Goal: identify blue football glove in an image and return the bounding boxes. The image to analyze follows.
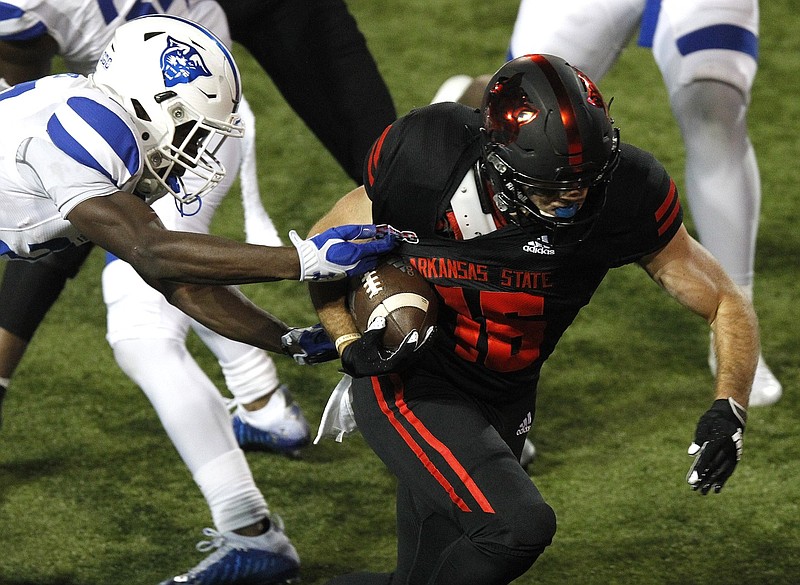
[340,316,435,378]
[687,398,746,495]
[289,224,397,281]
[281,323,338,365]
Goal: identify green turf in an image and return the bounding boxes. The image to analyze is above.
[1,1,798,583]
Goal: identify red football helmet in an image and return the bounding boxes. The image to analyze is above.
[480,54,620,236]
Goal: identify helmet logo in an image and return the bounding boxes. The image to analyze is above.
[161,36,212,88]
[484,73,539,145]
[574,68,608,113]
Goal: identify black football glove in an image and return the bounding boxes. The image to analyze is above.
[340,316,435,378]
[281,323,338,365]
[686,397,747,495]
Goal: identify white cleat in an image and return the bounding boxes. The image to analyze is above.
[709,346,782,407]
[430,74,473,104]
[748,355,783,407]
[520,438,536,470]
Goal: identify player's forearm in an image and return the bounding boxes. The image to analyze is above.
[306,188,371,352]
[309,280,358,355]
[131,230,302,284]
[165,283,290,353]
[710,290,760,407]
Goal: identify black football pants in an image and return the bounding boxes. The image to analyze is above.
[341,371,556,585]
[0,244,93,342]
[217,0,397,184]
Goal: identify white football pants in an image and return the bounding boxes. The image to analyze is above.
[102,96,281,532]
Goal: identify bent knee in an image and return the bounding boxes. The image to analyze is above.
[478,500,557,558]
[514,500,557,552]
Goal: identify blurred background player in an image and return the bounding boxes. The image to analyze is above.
[432,0,780,408]
[216,0,397,185]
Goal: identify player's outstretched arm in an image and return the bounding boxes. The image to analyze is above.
[640,225,759,406]
[66,191,395,285]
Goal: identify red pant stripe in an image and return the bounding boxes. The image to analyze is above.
[371,376,472,512]
[392,379,495,514]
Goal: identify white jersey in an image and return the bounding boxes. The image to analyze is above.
[0,74,143,259]
[0,0,230,75]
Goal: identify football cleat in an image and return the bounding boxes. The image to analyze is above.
[747,355,783,407]
[232,385,311,457]
[520,438,537,471]
[430,74,473,104]
[159,521,300,585]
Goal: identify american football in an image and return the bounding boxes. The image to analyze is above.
[348,256,438,350]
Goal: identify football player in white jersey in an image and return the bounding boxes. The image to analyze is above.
[0,0,310,452]
[0,14,396,585]
[433,0,781,408]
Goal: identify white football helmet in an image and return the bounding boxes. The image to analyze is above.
[91,14,244,204]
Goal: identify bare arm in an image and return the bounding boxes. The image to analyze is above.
[66,191,303,350]
[308,186,373,354]
[0,36,58,85]
[638,225,759,407]
[159,282,290,352]
[67,191,302,284]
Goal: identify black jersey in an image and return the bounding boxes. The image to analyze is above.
[363,102,682,403]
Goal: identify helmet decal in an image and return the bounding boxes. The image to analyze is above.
[574,68,608,113]
[161,36,212,88]
[484,72,539,145]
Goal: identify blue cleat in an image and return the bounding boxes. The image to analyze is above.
[232,385,310,457]
[159,521,300,585]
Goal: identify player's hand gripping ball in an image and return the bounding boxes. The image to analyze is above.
[348,256,438,350]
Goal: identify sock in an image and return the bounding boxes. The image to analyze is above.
[194,449,269,533]
[191,321,281,405]
[237,387,288,427]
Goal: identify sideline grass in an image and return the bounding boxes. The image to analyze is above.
[0,1,797,584]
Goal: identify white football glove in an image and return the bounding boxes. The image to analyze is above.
[289,224,397,281]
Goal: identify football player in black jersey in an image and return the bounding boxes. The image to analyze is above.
[309,55,759,585]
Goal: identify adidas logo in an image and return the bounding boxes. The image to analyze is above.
[516,412,532,435]
[522,236,555,255]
